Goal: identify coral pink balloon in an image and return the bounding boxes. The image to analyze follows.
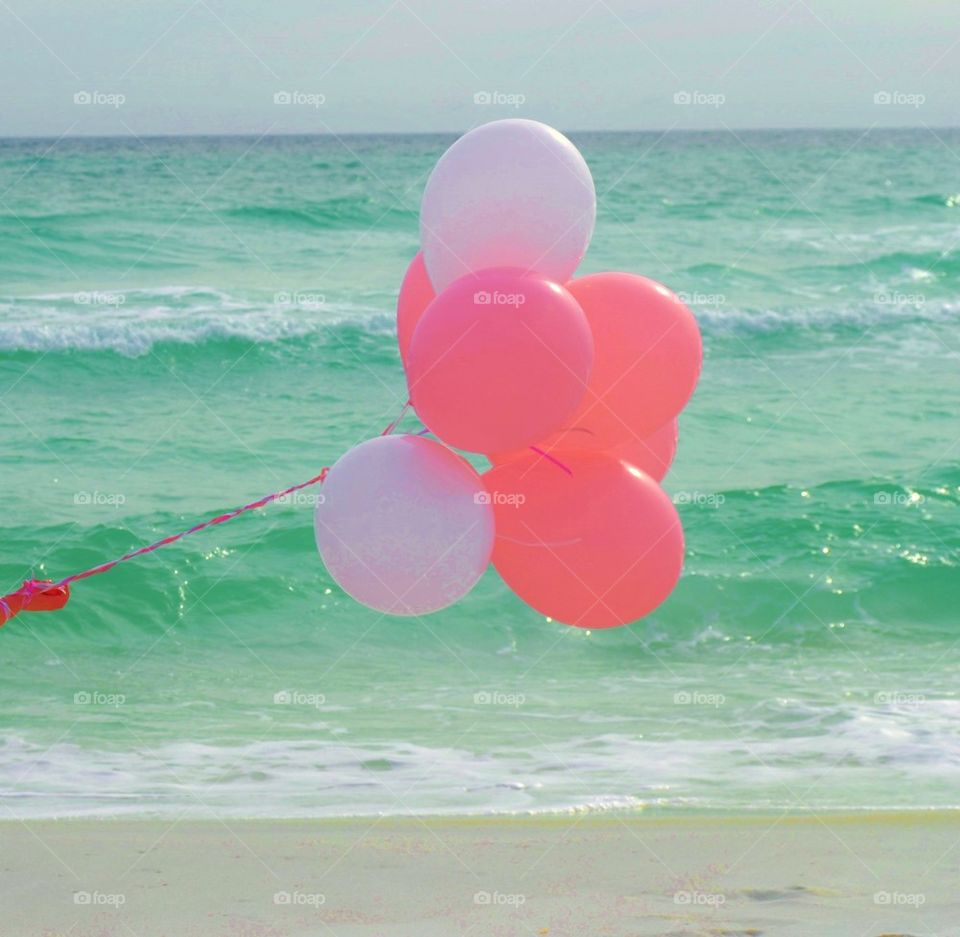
[484,451,684,628]
[611,419,678,482]
[406,269,593,454]
[533,273,701,450]
[396,252,435,368]
[315,435,494,615]
[489,419,678,482]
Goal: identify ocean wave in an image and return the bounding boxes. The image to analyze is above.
[2,286,959,355]
[665,472,960,637]
[793,247,960,280]
[2,470,955,649]
[4,700,960,818]
[225,200,417,230]
[0,287,397,356]
[691,296,960,336]
[912,192,960,209]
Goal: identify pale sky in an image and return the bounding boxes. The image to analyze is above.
[0,0,957,136]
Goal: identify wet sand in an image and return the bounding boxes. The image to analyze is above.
[3,812,958,936]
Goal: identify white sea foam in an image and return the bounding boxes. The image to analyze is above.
[2,285,957,355]
[4,696,960,819]
[0,287,395,355]
[0,286,960,356]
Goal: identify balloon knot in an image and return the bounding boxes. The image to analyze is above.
[0,579,71,627]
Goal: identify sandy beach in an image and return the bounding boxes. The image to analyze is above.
[4,812,957,936]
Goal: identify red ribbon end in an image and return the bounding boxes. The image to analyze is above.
[0,580,71,627]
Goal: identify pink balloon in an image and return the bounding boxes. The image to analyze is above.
[610,419,678,482]
[531,273,701,451]
[406,269,593,454]
[489,418,678,483]
[315,435,494,615]
[484,451,684,628]
[396,252,435,369]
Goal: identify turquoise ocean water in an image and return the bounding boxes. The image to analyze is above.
[1,130,958,818]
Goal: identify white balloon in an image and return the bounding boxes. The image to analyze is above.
[420,119,596,292]
[315,435,494,615]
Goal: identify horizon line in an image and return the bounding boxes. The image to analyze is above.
[1,125,958,142]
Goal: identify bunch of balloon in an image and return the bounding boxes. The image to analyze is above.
[317,119,702,628]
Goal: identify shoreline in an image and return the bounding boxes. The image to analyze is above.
[8,805,960,823]
[5,812,957,936]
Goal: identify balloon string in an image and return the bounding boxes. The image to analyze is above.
[530,446,573,475]
[59,406,413,590]
[57,468,332,589]
[1,407,413,627]
[381,400,411,436]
